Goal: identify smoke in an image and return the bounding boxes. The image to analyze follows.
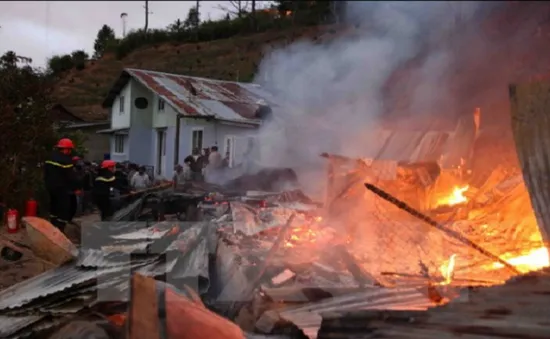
[250,1,544,198]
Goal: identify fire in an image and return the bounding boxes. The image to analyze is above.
[284,216,322,248]
[284,226,318,248]
[439,254,457,285]
[436,185,469,207]
[491,247,549,273]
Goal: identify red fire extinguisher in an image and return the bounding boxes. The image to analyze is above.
[25,198,37,217]
[6,209,19,234]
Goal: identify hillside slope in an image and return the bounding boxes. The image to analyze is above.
[53,26,338,121]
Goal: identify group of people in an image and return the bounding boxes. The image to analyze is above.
[174,146,224,185]
[44,138,155,231]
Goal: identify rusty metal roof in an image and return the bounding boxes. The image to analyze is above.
[103,68,277,125]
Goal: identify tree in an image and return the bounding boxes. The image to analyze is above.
[168,19,184,32]
[47,54,74,76]
[217,1,250,19]
[71,50,89,70]
[0,51,57,210]
[93,25,116,58]
[184,6,200,29]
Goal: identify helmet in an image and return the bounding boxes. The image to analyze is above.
[101,160,116,169]
[57,138,74,149]
[72,156,80,162]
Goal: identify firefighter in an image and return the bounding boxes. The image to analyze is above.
[92,160,118,221]
[44,138,76,232]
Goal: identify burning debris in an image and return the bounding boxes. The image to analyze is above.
[0,154,547,339]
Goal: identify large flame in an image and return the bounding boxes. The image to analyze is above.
[436,185,469,207]
[491,247,550,273]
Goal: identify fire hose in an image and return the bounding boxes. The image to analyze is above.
[364,183,522,275]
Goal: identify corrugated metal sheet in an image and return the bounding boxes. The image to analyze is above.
[377,132,427,161]
[78,248,136,267]
[273,287,434,339]
[125,68,274,124]
[7,316,65,339]
[0,315,44,338]
[0,264,124,311]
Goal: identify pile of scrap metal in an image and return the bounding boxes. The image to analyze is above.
[0,187,341,339]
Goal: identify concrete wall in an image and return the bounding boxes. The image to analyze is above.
[83,128,110,161]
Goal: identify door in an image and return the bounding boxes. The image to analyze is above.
[156,129,167,177]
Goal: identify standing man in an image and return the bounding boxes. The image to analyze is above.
[44,138,76,232]
[184,148,206,182]
[130,166,151,190]
[92,160,118,221]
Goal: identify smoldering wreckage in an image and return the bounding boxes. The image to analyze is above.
[2,108,550,339]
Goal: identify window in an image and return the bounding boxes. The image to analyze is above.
[114,135,125,154]
[191,129,203,151]
[158,98,165,112]
[119,96,125,114]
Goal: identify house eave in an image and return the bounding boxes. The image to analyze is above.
[97,127,129,135]
[178,114,260,128]
[62,121,111,129]
[102,70,132,108]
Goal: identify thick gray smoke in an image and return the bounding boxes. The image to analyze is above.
[250,1,543,198]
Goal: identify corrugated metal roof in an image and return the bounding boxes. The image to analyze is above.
[121,68,275,124]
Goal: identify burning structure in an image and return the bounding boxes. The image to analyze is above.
[2,2,550,339]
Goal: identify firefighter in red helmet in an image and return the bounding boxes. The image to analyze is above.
[44,138,77,232]
[92,160,118,220]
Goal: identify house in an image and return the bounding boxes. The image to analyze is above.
[50,104,110,161]
[100,68,276,178]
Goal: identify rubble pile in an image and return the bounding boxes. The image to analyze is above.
[1,136,550,338]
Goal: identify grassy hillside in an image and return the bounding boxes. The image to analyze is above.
[52,25,341,121]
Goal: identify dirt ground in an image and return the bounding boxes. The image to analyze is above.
[0,213,100,291]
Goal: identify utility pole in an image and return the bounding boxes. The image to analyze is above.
[144,0,149,32]
[196,0,200,28]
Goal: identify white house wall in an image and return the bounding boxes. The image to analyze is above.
[110,81,132,129]
[128,79,155,167]
[152,94,178,128]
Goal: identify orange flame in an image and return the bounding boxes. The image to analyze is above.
[439,254,457,285]
[436,185,469,207]
[491,247,549,273]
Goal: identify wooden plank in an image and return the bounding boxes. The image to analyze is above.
[127,274,161,339]
[509,79,550,243]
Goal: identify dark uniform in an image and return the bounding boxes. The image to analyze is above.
[44,150,76,231]
[92,168,117,221]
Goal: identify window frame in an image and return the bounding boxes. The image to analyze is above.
[119,96,125,114]
[190,127,204,153]
[158,97,165,112]
[113,135,125,154]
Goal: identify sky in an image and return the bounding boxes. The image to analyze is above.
[0,1,258,68]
